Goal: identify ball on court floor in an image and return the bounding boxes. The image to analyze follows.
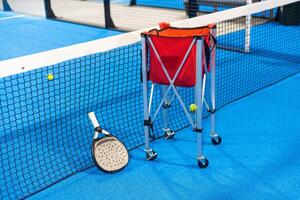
[47,73,54,81]
[189,104,197,112]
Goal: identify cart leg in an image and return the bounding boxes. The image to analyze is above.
[209,47,222,146]
[210,67,222,145]
[141,37,157,161]
[160,85,175,139]
[195,39,209,169]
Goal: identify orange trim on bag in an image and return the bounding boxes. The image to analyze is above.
[143,23,216,38]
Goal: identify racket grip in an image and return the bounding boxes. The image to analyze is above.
[88,112,100,128]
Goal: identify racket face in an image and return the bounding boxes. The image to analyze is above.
[92,136,129,173]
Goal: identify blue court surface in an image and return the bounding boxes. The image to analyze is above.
[0,11,122,60]
[134,0,276,14]
[29,72,300,200]
[1,3,300,200]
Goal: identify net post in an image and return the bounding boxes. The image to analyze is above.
[185,0,198,18]
[245,0,252,53]
[2,0,12,11]
[43,0,56,18]
[129,0,136,6]
[195,37,204,159]
[104,0,116,28]
[141,35,150,150]
[160,85,169,131]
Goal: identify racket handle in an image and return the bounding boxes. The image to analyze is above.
[88,112,100,128]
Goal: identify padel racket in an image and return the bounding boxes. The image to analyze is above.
[88,112,129,173]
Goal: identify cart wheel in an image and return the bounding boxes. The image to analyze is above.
[146,149,157,161]
[164,129,175,139]
[211,135,222,145]
[162,102,171,109]
[198,158,209,169]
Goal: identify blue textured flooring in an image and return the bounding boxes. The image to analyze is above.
[30,73,300,200]
[0,11,121,61]
[1,8,299,200]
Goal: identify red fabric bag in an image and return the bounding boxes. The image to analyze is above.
[144,24,216,87]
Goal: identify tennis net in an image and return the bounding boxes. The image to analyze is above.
[0,0,284,31]
[1,0,300,199]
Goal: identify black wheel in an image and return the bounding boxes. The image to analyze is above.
[162,102,171,109]
[164,129,175,139]
[198,158,209,169]
[146,150,157,161]
[212,135,222,145]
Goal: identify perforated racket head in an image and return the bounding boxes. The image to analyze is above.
[92,136,129,173]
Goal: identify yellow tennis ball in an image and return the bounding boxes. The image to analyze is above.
[189,104,197,112]
[47,73,54,81]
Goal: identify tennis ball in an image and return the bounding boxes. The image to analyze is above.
[47,73,54,81]
[189,104,197,112]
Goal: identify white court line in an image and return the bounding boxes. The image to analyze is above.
[0,15,25,21]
